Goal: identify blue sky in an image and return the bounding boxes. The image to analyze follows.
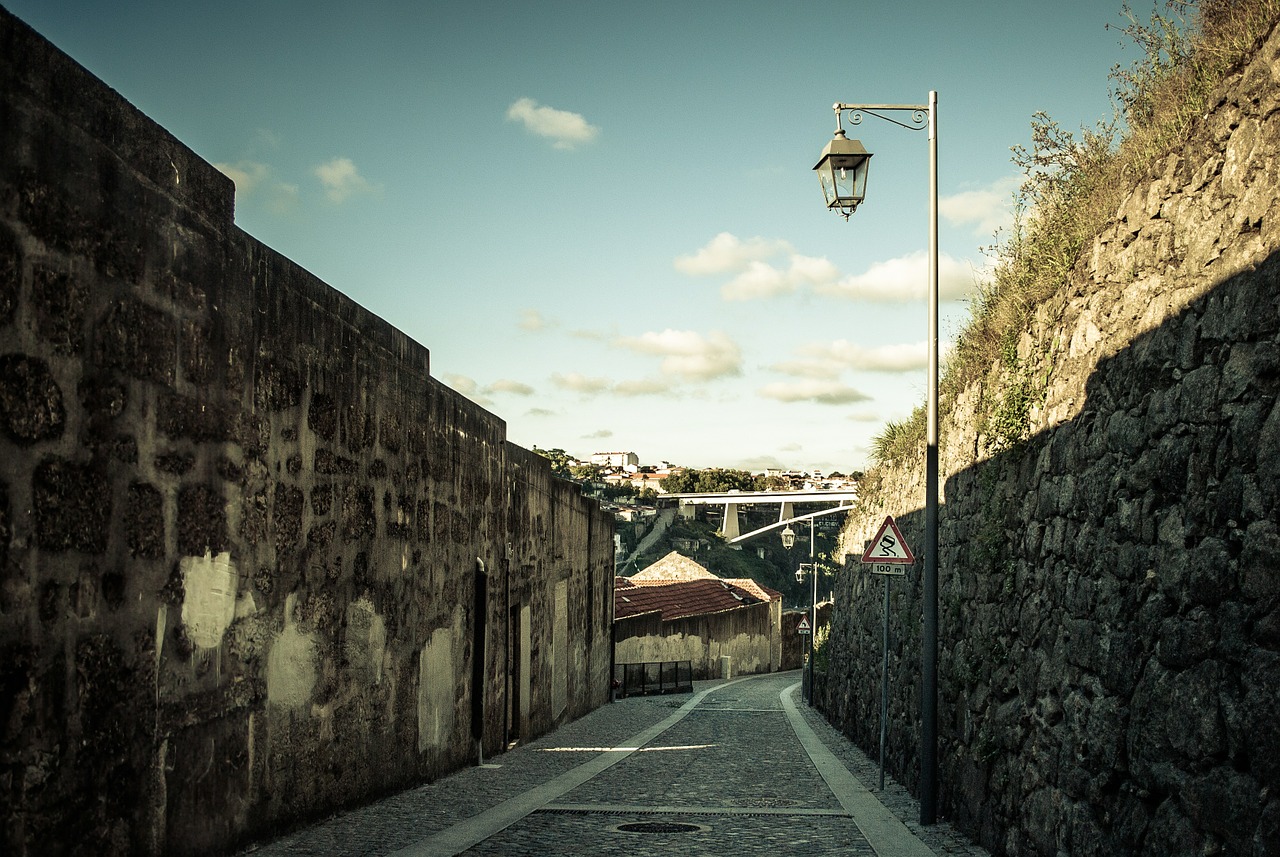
[5,0,1148,472]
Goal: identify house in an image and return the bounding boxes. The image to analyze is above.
[614,552,782,678]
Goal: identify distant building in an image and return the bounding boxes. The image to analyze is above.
[614,552,782,678]
[591,451,639,468]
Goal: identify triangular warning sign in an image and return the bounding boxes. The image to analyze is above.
[860,515,915,564]
[797,615,811,631]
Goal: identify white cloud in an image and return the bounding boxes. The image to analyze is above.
[615,377,677,397]
[940,176,1020,237]
[526,407,556,417]
[443,374,493,407]
[719,253,843,301]
[613,329,742,382]
[215,161,269,194]
[506,98,600,149]
[722,260,793,300]
[768,359,841,380]
[582,429,614,439]
[488,378,535,396]
[444,374,479,394]
[814,251,977,302]
[214,161,298,213]
[518,308,548,331]
[739,454,789,471]
[798,340,928,374]
[758,380,872,405]
[314,157,377,203]
[674,232,793,276]
[551,372,611,395]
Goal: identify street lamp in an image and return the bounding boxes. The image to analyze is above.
[814,91,940,826]
[813,130,872,219]
[780,524,796,550]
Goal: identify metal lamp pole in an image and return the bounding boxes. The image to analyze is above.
[807,517,816,705]
[813,92,940,825]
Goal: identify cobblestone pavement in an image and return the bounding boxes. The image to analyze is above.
[240,671,989,857]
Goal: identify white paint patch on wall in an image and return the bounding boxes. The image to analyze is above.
[266,593,318,710]
[180,551,237,649]
[552,579,568,719]
[344,597,387,685]
[418,620,457,753]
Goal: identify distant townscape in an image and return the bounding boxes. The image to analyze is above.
[532,447,862,506]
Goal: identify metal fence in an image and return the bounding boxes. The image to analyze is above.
[615,661,693,698]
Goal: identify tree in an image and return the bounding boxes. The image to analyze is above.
[663,467,762,494]
[569,463,604,483]
[532,446,572,479]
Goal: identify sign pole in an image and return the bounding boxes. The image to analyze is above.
[879,573,889,790]
[859,515,914,794]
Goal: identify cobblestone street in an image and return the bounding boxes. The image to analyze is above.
[241,672,989,857]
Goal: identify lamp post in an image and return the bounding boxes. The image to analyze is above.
[795,518,818,705]
[813,91,939,825]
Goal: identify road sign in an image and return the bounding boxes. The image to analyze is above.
[860,515,915,564]
[797,616,812,635]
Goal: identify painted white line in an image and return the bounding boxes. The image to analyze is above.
[389,678,753,857]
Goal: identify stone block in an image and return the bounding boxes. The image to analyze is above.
[94,296,176,385]
[0,221,18,325]
[31,265,85,354]
[125,482,164,559]
[32,457,110,553]
[176,484,227,556]
[0,354,65,444]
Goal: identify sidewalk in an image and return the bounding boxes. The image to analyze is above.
[240,672,988,856]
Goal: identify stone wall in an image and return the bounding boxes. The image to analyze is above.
[822,21,1280,857]
[0,9,614,856]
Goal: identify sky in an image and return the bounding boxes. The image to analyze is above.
[4,0,1152,473]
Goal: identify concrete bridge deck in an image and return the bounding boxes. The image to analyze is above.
[239,672,987,857]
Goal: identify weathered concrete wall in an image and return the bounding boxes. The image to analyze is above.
[0,9,613,856]
[615,600,780,678]
[823,23,1280,857]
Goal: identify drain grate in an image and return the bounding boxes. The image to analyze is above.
[614,821,706,834]
[730,796,800,808]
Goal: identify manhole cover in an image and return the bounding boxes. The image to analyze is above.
[614,821,706,834]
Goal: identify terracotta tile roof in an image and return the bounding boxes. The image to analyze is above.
[614,577,781,621]
[721,578,778,603]
[631,551,718,581]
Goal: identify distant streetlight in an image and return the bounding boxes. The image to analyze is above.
[813,91,940,826]
[780,524,796,550]
[796,518,818,705]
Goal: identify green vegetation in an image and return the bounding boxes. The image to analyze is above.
[661,467,790,494]
[870,0,1280,467]
[531,446,573,478]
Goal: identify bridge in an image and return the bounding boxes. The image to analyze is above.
[662,489,858,543]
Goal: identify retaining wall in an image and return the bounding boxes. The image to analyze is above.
[823,22,1280,857]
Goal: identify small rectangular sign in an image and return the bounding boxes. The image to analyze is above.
[866,562,906,576]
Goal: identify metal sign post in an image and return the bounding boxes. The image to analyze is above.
[860,516,914,792]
